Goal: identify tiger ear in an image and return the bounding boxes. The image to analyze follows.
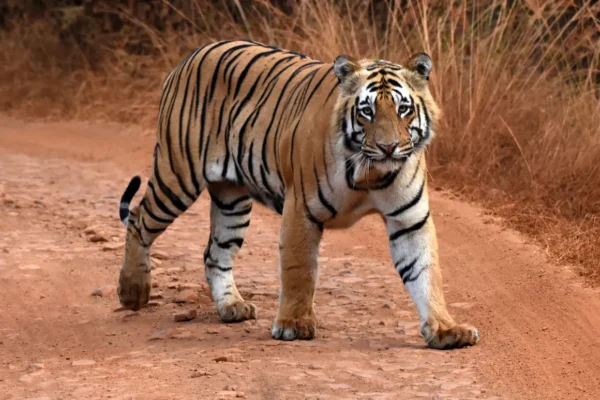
[333,55,360,83]
[407,53,432,81]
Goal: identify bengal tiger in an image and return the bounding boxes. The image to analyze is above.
[117,39,479,349]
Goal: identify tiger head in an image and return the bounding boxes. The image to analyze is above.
[333,52,440,172]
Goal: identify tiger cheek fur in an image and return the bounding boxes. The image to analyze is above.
[114,40,479,350]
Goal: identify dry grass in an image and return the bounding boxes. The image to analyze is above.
[1,1,599,281]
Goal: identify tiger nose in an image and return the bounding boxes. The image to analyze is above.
[376,141,399,155]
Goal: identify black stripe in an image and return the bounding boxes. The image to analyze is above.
[407,156,422,187]
[153,159,188,213]
[261,61,322,176]
[183,65,201,196]
[386,180,425,217]
[418,96,431,140]
[141,198,173,224]
[147,181,178,219]
[210,194,251,211]
[142,217,166,235]
[397,256,419,284]
[404,266,426,284]
[233,49,280,98]
[223,207,252,217]
[226,220,250,229]
[324,80,339,104]
[208,43,253,102]
[216,238,244,249]
[314,162,337,217]
[205,264,233,272]
[300,167,323,231]
[389,211,430,241]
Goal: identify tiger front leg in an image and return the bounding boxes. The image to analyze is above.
[271,190,322,341]
[387,212,480,349]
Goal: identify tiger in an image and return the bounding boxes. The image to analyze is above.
[117,39,480,349]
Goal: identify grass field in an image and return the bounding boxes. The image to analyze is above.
[1,0,599,280]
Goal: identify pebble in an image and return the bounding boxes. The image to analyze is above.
[153,267,166,276]
[179,282,202,290]
[214,355,245,363]
[171,330,193,340]
[19,264,41,271]
[216,391,246,398]
[190,370,211,378]
[174,289,198,303]
[83,225,101,235]
[382,302,396,309]
[149,328,174,341]
[102,242,124,251]
[150,293,164,300]
[72,359,96,367]
[449,302,474,310]
[174,309,197,322]
[89,233,109,243]
[71,220,88,230]
[27,363,44,371]
[152,250,169,260]
[91,285,115,297]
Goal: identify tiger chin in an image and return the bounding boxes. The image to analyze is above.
[116,40,479,350]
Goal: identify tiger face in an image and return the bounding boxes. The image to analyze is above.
[333,53,438,174]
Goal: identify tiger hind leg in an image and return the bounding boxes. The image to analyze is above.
[118,162,203,310]
[203,182,257,322]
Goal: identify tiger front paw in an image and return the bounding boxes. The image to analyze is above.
[117,269,151,311]
[421,317,480,350]
[218,300,258,323]
[271,313,317,341]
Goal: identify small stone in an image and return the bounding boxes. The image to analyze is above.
[83,225,101,234]
[145,300,163,307]
[308,363,323,370]
[19,264,41,271]
[171,330,193,340]
[27,363,44,371]
[2,196,15,205]
[174,309,197,322]
[191,371,209,378]
[150,293,164,300]
[179,282,202,290]
[167,282,179,289]
[89,233,109,243]
[153,267,166,276]
[149,328,173,340]
[152,250,169,260]
[72,359,96,366]
[102,242,124,251]
[91,285,115,297]
[214,355,244,363]
[71,220,88,230]
[174,289,198,303]
[449,302,474,310]
[382,302,396,309]
[152,281,159,288]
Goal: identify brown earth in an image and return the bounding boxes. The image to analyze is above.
[0,116,599,400]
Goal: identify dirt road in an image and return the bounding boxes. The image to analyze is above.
[1,117,599,400]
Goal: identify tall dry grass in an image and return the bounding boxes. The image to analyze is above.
[1,1,599,280]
